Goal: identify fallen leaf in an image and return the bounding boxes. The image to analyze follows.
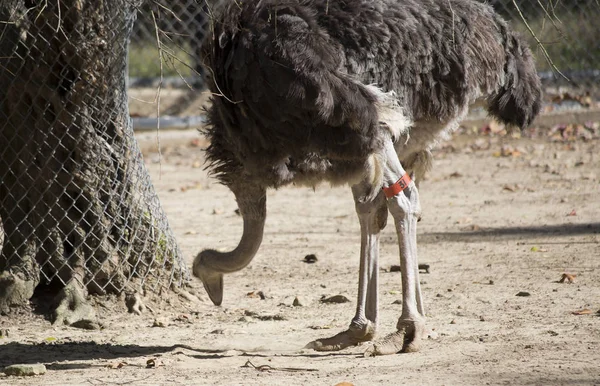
[566,209,577,216]
[174,314,192,323]
[320,295,350,304]
[559,273,576,284]
[515,291,531,297]
[449,172,463,178]
[108,361,128,369]
[572,309,593,315]
[303,254,318,264]
[308,325,332,330]
[246,291,266,300]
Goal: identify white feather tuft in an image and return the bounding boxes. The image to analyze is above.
[365,84,412,141]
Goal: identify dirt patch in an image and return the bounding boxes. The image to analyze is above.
[1,131,599,385]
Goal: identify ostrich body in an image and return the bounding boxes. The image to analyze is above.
[195,0,541,355]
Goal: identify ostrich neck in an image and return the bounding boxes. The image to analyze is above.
[203,216,265,274]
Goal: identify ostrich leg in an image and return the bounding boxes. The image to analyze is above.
[193,183,266,305]
[365,142,426,356]
[307,183,387,351]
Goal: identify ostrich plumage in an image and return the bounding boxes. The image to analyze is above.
[195,0,541,355]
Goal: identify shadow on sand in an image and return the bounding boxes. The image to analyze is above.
[418,222,600,244]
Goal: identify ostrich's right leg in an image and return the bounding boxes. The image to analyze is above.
[193,183,266,305]
[306,183,387,351]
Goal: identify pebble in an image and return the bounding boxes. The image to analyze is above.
[3,364,46,376]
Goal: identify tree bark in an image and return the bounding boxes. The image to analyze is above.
[0,0,187,321]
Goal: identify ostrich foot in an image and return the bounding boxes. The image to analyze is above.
[306,322,375,351]
[193,251,224,306]
[364,319,426,357]
[52,281,97,328]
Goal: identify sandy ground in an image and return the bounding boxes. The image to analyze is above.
[1,126,600,385]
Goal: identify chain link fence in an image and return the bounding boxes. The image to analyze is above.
[0,0,188,316]
[129,0,599,85]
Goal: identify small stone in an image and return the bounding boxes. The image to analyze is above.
[3,364,46,376]
[292,297,303,307]
[479,315,486,322]
[389,265,402,272]
[516,291,531,297]
[210,329,224,334]
[450,319,456,324]
[392,299,402,305]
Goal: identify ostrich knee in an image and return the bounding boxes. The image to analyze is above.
[194,184,266,305]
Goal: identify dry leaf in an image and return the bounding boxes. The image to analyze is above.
[108,361,128,369]
[303,254,318,263]
[320,295,350,304]
[246,291,266,300]
[572,309,593,315]
[308,325,331,330]
[566,209,577,216]
[559,273,576,284]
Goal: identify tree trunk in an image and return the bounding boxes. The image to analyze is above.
[0,0,187,322]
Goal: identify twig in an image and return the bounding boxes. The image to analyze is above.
[242,360,319,373]
[150,9,164,176]
[511,0,569,82]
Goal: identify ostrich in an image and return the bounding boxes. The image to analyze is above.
[194,0,541,356]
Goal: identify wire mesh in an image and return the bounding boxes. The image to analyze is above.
[0,0,188,307]
[129,0,599,84]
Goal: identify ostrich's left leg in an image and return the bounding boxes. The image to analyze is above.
[365,142,426,356]
[306,183,387,351]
